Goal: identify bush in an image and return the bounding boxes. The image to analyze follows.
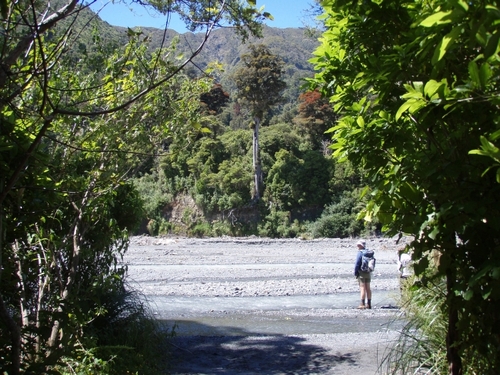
[57,283,172,375]
[258,209,304,238]
[147,219,158,236]
[308,194,364,238]
[190,222,211,237]
[133,169,174,220]
[309,212,356,238]
[211,220,234,237]
[384,274,496,375]
[264,148,334,210]
[158,218,174,235]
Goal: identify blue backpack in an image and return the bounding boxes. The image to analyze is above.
[360,249,376,272]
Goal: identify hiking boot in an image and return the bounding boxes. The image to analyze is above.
[357,305,366,309]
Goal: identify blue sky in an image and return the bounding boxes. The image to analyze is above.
[90,0,316,33]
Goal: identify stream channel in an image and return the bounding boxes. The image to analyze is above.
[146,289,400,336]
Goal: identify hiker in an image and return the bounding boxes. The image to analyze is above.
[397,249,413,292]
[354,240,374,309]
[397,249,412,279]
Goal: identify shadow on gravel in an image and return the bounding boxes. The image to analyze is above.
[167,324,357,374]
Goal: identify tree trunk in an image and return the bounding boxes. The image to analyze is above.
[446,270,463,375]
[252,116,262,200]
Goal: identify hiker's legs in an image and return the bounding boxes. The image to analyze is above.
[358,279,367,308]
[359,282,366,300]
[366,281,372,308]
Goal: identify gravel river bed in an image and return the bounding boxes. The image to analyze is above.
[124,236,410,374]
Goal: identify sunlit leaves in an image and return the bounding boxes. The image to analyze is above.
[311,0,500,369]
[420,10,459,27]
[469,135,500,182]
[432,25,462,64]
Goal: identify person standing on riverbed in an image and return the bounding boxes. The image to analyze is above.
[397,249,413,292]
[397,249,412,280]
[354,240,373,309]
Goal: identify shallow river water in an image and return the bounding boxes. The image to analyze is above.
[149,291,400,336]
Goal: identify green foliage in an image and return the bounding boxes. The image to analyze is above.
[191,222,212,237]
[147,219,159,236]
[308,192,364,238]
[211,220,236,237]
[258,209,303,238]
[262,123,335,211]
[258,123,304,162]
[189,137,253,213]
[388,272,500,375]
[265,149,333,209]
[133,169,174,220]
[145,116,363,238]
[311,0,500,371]
[57,285,171,375]
[233,44,287,119]
[265,149,305,208]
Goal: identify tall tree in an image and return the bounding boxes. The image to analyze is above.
[310,0,500,373]
[0,0,268,372]
[233,44,286,200]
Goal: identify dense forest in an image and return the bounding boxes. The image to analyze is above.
[94,18,372,238]
[2,0,500,374]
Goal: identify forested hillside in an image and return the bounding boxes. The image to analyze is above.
[93,23,373,238]
[117,24,320,120]
[35,1,372,240]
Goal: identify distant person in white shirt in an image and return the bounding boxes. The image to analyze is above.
[397,249,412,279]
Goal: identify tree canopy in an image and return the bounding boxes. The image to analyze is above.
[310,0,500,373]
[233,44,287,119]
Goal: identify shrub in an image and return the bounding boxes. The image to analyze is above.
[158,218,174,235]
[309,194,364,238]
[190,222,211,237]
[258,209,303,238]
[309,212,355,238]
[384,275,496,375]
[133,169,173,220]
[211,220,233,237]
[57,283,172,375]
[147,219,158,236]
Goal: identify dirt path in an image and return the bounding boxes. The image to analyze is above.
[124,236,409,374]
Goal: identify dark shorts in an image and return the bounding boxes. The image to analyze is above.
[358,271,371,284]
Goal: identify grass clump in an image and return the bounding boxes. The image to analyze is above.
[56,283,173,375]
[382,276,448,374]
